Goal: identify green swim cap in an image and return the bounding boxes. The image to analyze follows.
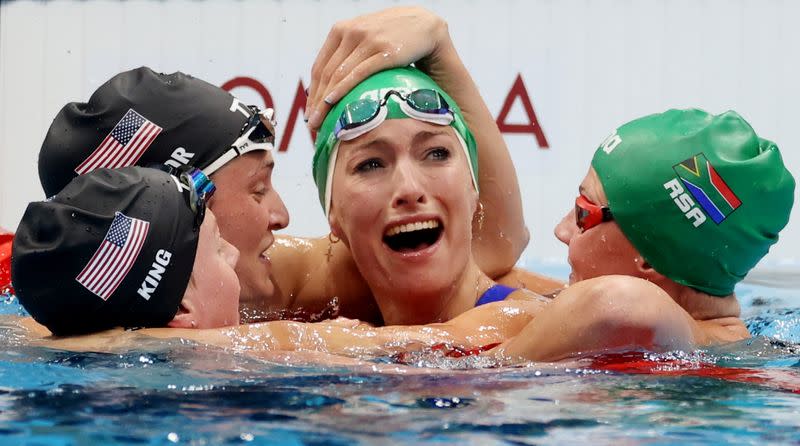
[313,67,478,215]
[592,109,795,296]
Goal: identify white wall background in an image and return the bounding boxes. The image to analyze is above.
[1,0,798,268]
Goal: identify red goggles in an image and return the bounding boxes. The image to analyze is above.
[575,194,613,231]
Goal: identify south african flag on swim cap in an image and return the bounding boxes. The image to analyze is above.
[672,153,742,225]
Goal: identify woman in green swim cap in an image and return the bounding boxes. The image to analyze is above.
[498,109,795,355]
[309,66,548,326]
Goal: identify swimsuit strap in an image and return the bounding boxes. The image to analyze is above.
[474,284,517,307]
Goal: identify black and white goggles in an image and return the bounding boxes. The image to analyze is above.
[203,106,276,175]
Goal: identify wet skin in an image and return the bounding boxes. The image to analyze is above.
[171,210,241,329]
[328,118,486,324]
[554,167,644,284]
[207,151,289,312]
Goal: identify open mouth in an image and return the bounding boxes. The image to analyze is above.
[383,219,444,253]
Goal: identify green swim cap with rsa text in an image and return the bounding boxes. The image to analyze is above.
[592,109,795,296]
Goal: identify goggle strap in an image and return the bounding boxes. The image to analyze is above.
[204,109,275,176]
[202,148,238,176]
[203,134,274,176]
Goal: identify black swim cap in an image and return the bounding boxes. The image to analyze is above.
[39,66,261,197]
[13,166,199,336]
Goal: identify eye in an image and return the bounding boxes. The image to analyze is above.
[426,147,450,161]
[251,183,267,202]
[355,158,384,173]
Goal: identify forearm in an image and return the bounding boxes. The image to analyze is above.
[495,277,696,362]
[166,319,463,358]
[496,267,566,297]
[418,33,528,277]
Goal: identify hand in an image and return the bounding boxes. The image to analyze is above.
[306,6,449,129]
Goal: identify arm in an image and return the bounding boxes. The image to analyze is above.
[156,295,548,357]
[495,267,566,297]
[306,7,528,277]
[495,276,697,362]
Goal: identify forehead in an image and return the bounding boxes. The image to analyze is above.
[216,151,273,176]
[580,167,608,203]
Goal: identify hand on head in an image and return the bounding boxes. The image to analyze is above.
[305,6,449,129]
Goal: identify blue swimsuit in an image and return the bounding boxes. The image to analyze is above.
[474,284,517,307]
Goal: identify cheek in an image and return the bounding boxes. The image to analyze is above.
[566,232,601,275]
[332,182,383,234]
[212,200,268,248]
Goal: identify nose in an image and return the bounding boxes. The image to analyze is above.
[554,209,578,245]
[268,189,290,230]
[392,159,426,209]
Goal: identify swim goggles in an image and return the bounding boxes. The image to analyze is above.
[159,165,216,230]
[575,194,613,232]
[203,105,276,175]
[334,89,454,141]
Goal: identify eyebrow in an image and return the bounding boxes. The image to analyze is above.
[411,129,450,146]
[350,129,451,152]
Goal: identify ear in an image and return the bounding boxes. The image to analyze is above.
[167,302,196,328]
[328,207,347,244]
[634,254,664,282]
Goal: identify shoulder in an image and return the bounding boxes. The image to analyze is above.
[495,267,566,296]
[694,317,749,345]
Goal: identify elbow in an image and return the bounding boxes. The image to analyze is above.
[488,225,530,278]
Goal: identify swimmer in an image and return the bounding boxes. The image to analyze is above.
[271,6,563,322]
[308,66,549,326]
[13,166,241,335]
[495,109,796,359]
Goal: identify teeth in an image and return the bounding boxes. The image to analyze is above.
[385,219,440,237]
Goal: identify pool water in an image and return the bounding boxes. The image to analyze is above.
[0,276,798,445]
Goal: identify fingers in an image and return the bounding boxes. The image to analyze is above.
[323,33,394,101]
[307,23,344,120]
[307,53,390,130]
[307,35,359,126]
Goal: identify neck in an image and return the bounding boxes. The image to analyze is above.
[660,279,741,321]
[374,259,494,326]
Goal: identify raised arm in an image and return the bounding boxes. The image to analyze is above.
[268,7,530,320]
[306,6,528,277]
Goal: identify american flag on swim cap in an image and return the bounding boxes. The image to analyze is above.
[75,212,149,301]
[74,109,162,175]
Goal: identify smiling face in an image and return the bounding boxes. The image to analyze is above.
[328,118,478,303]
[183,210,241,328]
[554,167,645,284]
[208,151,289,305]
